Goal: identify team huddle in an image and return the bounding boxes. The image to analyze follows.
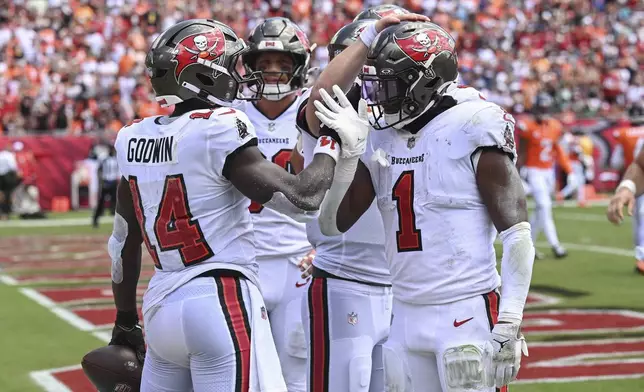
[98,4,537,392]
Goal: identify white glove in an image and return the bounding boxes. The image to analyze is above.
[489,322,529,388]
[566,172,578,189]
[313,84,370,159]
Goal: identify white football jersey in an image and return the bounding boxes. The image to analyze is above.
[300,131,390,285]
[235,91,312,262]
[362,87,517,305]
[115,107,259,316]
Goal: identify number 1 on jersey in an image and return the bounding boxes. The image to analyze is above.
[392,170,423,252]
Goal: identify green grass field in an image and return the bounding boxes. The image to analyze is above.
[1,205,643,391]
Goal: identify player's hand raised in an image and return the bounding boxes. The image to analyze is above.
[313,85,370,159]
[607,187,635,225]
[375,13,431,33]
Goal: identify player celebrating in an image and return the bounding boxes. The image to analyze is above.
[293,18,394,392]
[237,17,315,391]
[105,19,367,392]
[517,103,575,259]
[309,21,534,391]
[608,123,644,273]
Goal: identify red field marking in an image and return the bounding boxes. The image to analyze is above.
[38,286,147,304]
[525,292,560,307]
[1,258,111,272]
[53,368,96,392]
[522,310,644,334]
[517,338,644,383]
[71,306,144,328]
[31,365,96,392]
[12,269,155,284]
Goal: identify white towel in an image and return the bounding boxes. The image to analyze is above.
[247,281,288,392]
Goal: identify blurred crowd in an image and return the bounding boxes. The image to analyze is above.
[0,0,642,136]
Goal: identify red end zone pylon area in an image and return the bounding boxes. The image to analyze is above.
[1,235,642,390]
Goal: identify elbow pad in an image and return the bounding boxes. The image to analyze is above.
[318,156,358,236]
[108,213,128,284]
[498,221,535,324]
[264,192,320,223]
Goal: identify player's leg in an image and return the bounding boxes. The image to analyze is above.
[141,287,193,391]
[526,168,544,242]
[532,168,565,257]
[383,299,442,392]
[92,185,107,227]
[303,278,392,392]
[140,347,192,392]
[268,258,309,392]
[435,291,509,392]
[185,275,254,391]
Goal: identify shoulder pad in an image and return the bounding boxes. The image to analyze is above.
[447,103,517,162]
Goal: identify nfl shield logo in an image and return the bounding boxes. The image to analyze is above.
[348,312,358,326]
[407,137,416,149]
[261,306,267,320]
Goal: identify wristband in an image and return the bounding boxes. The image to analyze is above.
[313,136,341,163]
[617,179,636,195]
[359,22,378,48]
[116,310,139,327]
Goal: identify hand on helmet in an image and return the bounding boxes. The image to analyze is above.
[313,85,370,159]
[375,13,431,33]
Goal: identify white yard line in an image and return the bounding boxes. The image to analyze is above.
[0,217,114,228]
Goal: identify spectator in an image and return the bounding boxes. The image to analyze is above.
[0,0,641,137]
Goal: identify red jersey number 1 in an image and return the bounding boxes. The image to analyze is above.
[392,170,423,252]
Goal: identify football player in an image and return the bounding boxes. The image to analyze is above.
[107,19,366,392]
[237,17,315,391]
[292,19,394,392]
[608,123,644,273]
[517,103,575,259]
[308,21,534,391]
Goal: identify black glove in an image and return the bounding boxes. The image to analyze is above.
[109,310,146,364]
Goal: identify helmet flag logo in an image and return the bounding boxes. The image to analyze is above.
[394,28,455,63]
[172,29,227,81]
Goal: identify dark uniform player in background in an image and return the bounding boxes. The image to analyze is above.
[93,146,120,227]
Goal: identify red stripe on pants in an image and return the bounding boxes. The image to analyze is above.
[220,277,251,392]
[310,277,329,392]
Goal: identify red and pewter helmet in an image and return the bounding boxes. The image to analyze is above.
[353,5,410,21]
[327,21,373,61]
[359,21,459,130]
[242,17,312,100]
[145,19,263,107]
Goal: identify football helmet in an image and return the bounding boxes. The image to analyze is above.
[243,17,312,100]
[353,4,409,21]
[145,19,262,108]
[328,21,373,61]
[359,21,458,129]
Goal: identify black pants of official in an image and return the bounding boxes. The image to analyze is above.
[93,180,117,226]
[0,171,19,216]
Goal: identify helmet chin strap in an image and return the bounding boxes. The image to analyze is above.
[262,84,296,101]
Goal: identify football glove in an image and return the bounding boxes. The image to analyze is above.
[109,310,146,364]
[313,85,369,159]
[488,322,528,387]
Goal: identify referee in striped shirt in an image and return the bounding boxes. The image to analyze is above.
[93,146,120,228]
